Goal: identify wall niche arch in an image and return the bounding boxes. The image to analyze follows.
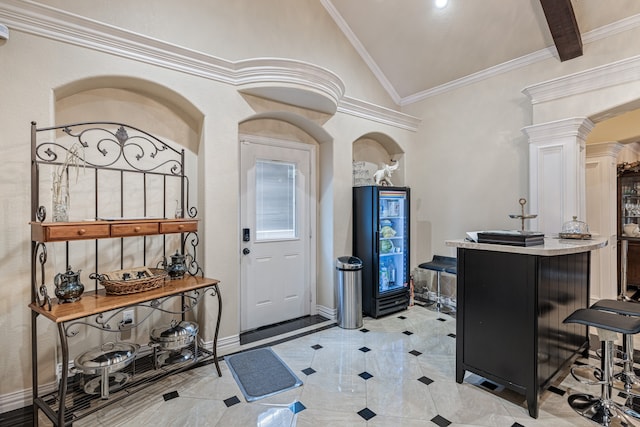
[46,77,208,356]
[53,78,204,236]
[54,76,203,154]
[523,56,640,302]
[353,132,405,187]
[238,110,338,318]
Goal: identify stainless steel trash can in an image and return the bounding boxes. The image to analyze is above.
[335,256,363,329]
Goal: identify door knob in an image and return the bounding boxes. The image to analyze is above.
[243,248,251,255]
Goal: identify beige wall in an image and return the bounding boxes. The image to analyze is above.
[403,74,532,261]
[36,0,398,109]
[0,1,413,406]
[3,0,640,411]
[403,24,640,260]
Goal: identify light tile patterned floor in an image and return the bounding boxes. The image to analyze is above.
[40,306,617,426]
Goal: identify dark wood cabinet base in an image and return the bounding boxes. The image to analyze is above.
[455,248,590,418]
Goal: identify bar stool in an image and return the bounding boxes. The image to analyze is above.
[591,299,640,393]
[418,255,456,314]
[563,308,640,426]
[444,264,457,312]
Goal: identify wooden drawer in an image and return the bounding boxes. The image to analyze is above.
[110,222,159,237]
[35,223,111,242]
[31,219,197,242]
[159,220,198,234]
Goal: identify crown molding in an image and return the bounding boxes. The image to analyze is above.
[401,48,555,106]
[319,0,401,105]
[0,0,419,131]
[411,14,640,105]
[522,53,640,105]
[338,97,421,131]
[322,0,640,106]
[521,13,640,105]
[582,13,640,45]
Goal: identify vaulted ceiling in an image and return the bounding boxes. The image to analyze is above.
[323,0,640,106]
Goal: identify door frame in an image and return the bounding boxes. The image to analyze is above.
[238,133,317,331]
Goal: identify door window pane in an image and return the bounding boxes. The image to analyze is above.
[256,160,296,240]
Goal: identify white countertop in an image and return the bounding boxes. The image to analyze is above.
[445,236,608,256]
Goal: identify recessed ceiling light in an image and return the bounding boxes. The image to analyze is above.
[435,0,448,8]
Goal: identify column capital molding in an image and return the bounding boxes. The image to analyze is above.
[586,141,624,159]
[522,117,594,145]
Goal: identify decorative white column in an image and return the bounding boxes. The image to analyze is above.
[586,142,623,301]
[522,117,594,235]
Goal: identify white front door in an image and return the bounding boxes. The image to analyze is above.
[240,136,315,332]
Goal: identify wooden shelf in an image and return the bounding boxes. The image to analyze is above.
[31,218,198,242]
[30,275,219,323]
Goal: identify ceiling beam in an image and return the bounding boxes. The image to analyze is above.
[539,0,583,61]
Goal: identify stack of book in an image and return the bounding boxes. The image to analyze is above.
[477,230,545,247]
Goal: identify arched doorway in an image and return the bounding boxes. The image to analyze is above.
[238,114,331,332]
[522,57,640,302]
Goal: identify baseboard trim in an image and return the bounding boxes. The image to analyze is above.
[317,304,336,321]
[1,319,334,415]
[0,381,55,414]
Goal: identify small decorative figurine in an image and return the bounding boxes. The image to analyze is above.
[373,161,399,186]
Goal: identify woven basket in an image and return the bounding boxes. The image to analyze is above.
[99,268,168,295]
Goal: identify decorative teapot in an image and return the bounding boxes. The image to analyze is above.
[160,250,188,280]
[54,266,84,303]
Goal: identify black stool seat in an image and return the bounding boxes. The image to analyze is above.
[564,307,640,426]
[564,308,640,335]
[418,255,456,314]
[418,255,456,272]
[591,299,640,397]
[591,299,640,317]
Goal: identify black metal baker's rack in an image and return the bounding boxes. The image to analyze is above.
[29,121,221,426]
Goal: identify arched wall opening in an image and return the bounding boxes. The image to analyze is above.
[585,105,640,302]
[238,111,336,319]
[524,60,640,303]
[49,77,208,359]
[55,76,203,154]
[352,132,406,187]
[53,80,204,235]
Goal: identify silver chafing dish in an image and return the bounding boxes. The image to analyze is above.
[149,319,199,368]
[74,341,139,399]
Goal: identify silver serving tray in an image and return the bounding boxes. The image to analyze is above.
[558,232,592,240]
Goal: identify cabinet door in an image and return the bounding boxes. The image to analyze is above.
[626,243,640,287]
[461,250,534,387]
[378,189,409,294]
[618,172,640,291]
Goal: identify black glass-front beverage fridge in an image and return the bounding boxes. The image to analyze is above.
[353,186,410,318]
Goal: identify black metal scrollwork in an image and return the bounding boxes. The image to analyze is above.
[182,232,203,277]
[62,288,217,337]
[33,242,51,311]
[36,123,184,176]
